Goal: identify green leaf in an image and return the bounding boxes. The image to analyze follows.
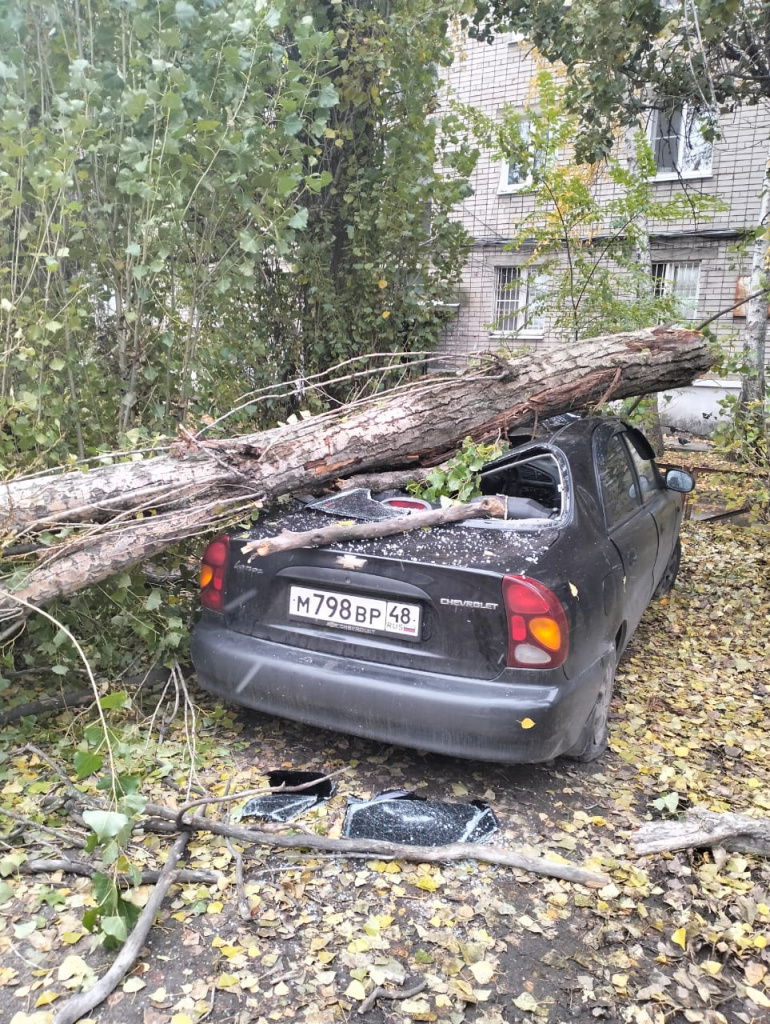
[283,113,304,136]
[99,690,129,710]
[0,880,14,905]
[145,590,162,612]
[288,207,308,230]
[83,810,130,844]
[100,915,128,943]
[123,91,148,118]
[73,751,104,779]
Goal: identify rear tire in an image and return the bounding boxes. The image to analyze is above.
[565,658,614,763]
[653,539,681,598]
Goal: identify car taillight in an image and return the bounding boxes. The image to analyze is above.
[381,497,433,511]
[502,575,568,669]
[200,535,230,612]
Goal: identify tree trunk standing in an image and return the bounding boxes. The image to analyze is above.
[0,327,712,618]
[739,130,770,419]
[625,124,666,456]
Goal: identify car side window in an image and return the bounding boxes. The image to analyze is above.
[596,433,641,526]
[623,435,659,504]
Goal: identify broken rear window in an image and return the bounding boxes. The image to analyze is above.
[479,447,565,520]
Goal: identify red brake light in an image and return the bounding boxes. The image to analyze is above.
[382,497,433,511]
[502,575,568,669]
[200,535,230,612]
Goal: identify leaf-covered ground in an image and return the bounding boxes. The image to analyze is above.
[1,468,769,1024]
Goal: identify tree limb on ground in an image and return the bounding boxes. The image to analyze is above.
[21,856,219,886]
[0,327,711,618]
[632,808,770,857]
[143,802,609,886]
[51,828,192,1024]
[0,690,94,727]
[242,496,506,558]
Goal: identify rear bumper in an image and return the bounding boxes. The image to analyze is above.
[191,620,611,763]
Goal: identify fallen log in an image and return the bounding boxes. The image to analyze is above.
[0,327,712,616]
[632,808,770,857]
[242,496,506,558]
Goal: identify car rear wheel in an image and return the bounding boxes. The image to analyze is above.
[653,539,682,598]
[564,658,615,762]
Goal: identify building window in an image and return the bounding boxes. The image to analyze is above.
[650,107,713,178]
[492,266,546,336]
[498,119,544,191]
[652,261,701,320]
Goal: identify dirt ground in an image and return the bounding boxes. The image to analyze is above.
[2,505,770,1024]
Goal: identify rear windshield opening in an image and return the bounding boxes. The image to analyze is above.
[480,449,564,520]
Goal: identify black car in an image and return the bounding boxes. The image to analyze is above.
[191,417,694,763]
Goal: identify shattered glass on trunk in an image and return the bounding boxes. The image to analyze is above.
[343,790,499,846]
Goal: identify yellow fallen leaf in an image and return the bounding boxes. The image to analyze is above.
[345,980,367,1000]
[469,961,496,984]
[746,986,770,1009]
[568,582,578,597]
[672,927,687,950]
[520,718,536,729]
[34,994,59,1008]
[122,978,145,994]
[57,957,90,983]
[148,987,167,1002]
[215,974,239,990]
[59,932,84,946]
[700,961,722,976]
[513,991,539,1012]
[273,982,289,997]
[206,901,223,915]
[416,875,442,892]
[745,962,767,986]
[171,1015,193,1024]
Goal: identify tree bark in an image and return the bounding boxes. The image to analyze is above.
[632,809,770,857]
[739,134,770,412]
[0,327,711,617]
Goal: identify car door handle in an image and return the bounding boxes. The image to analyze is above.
[627,547,638,565]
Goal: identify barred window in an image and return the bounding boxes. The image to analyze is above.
[651,261,701,320]
[492,267,546,336]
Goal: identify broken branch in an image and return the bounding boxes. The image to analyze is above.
[632,808,770,857]
[359,977,428,1014]
[242,496,506,559]
[51,827,192,1024]
[144,803,609,886]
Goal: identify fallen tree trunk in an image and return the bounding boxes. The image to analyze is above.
[633,809,770,857]
[0,327,711,617]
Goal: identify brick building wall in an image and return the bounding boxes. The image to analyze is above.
[438,34,770,363]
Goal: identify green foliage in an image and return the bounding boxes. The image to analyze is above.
[409,436,505,503]
[469,1,769,162]
[459,70,725,343]
[0,0,473,468]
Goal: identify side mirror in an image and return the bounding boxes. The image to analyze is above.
[665,468,695,494]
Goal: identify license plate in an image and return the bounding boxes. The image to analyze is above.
[289,585,421,639]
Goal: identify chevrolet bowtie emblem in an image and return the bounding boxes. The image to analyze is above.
[335,554,368,570]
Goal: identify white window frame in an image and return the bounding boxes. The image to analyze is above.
[651,261,701,320]
[490,266,546,338]
[649,106,713,180]
[498,117,536,193]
